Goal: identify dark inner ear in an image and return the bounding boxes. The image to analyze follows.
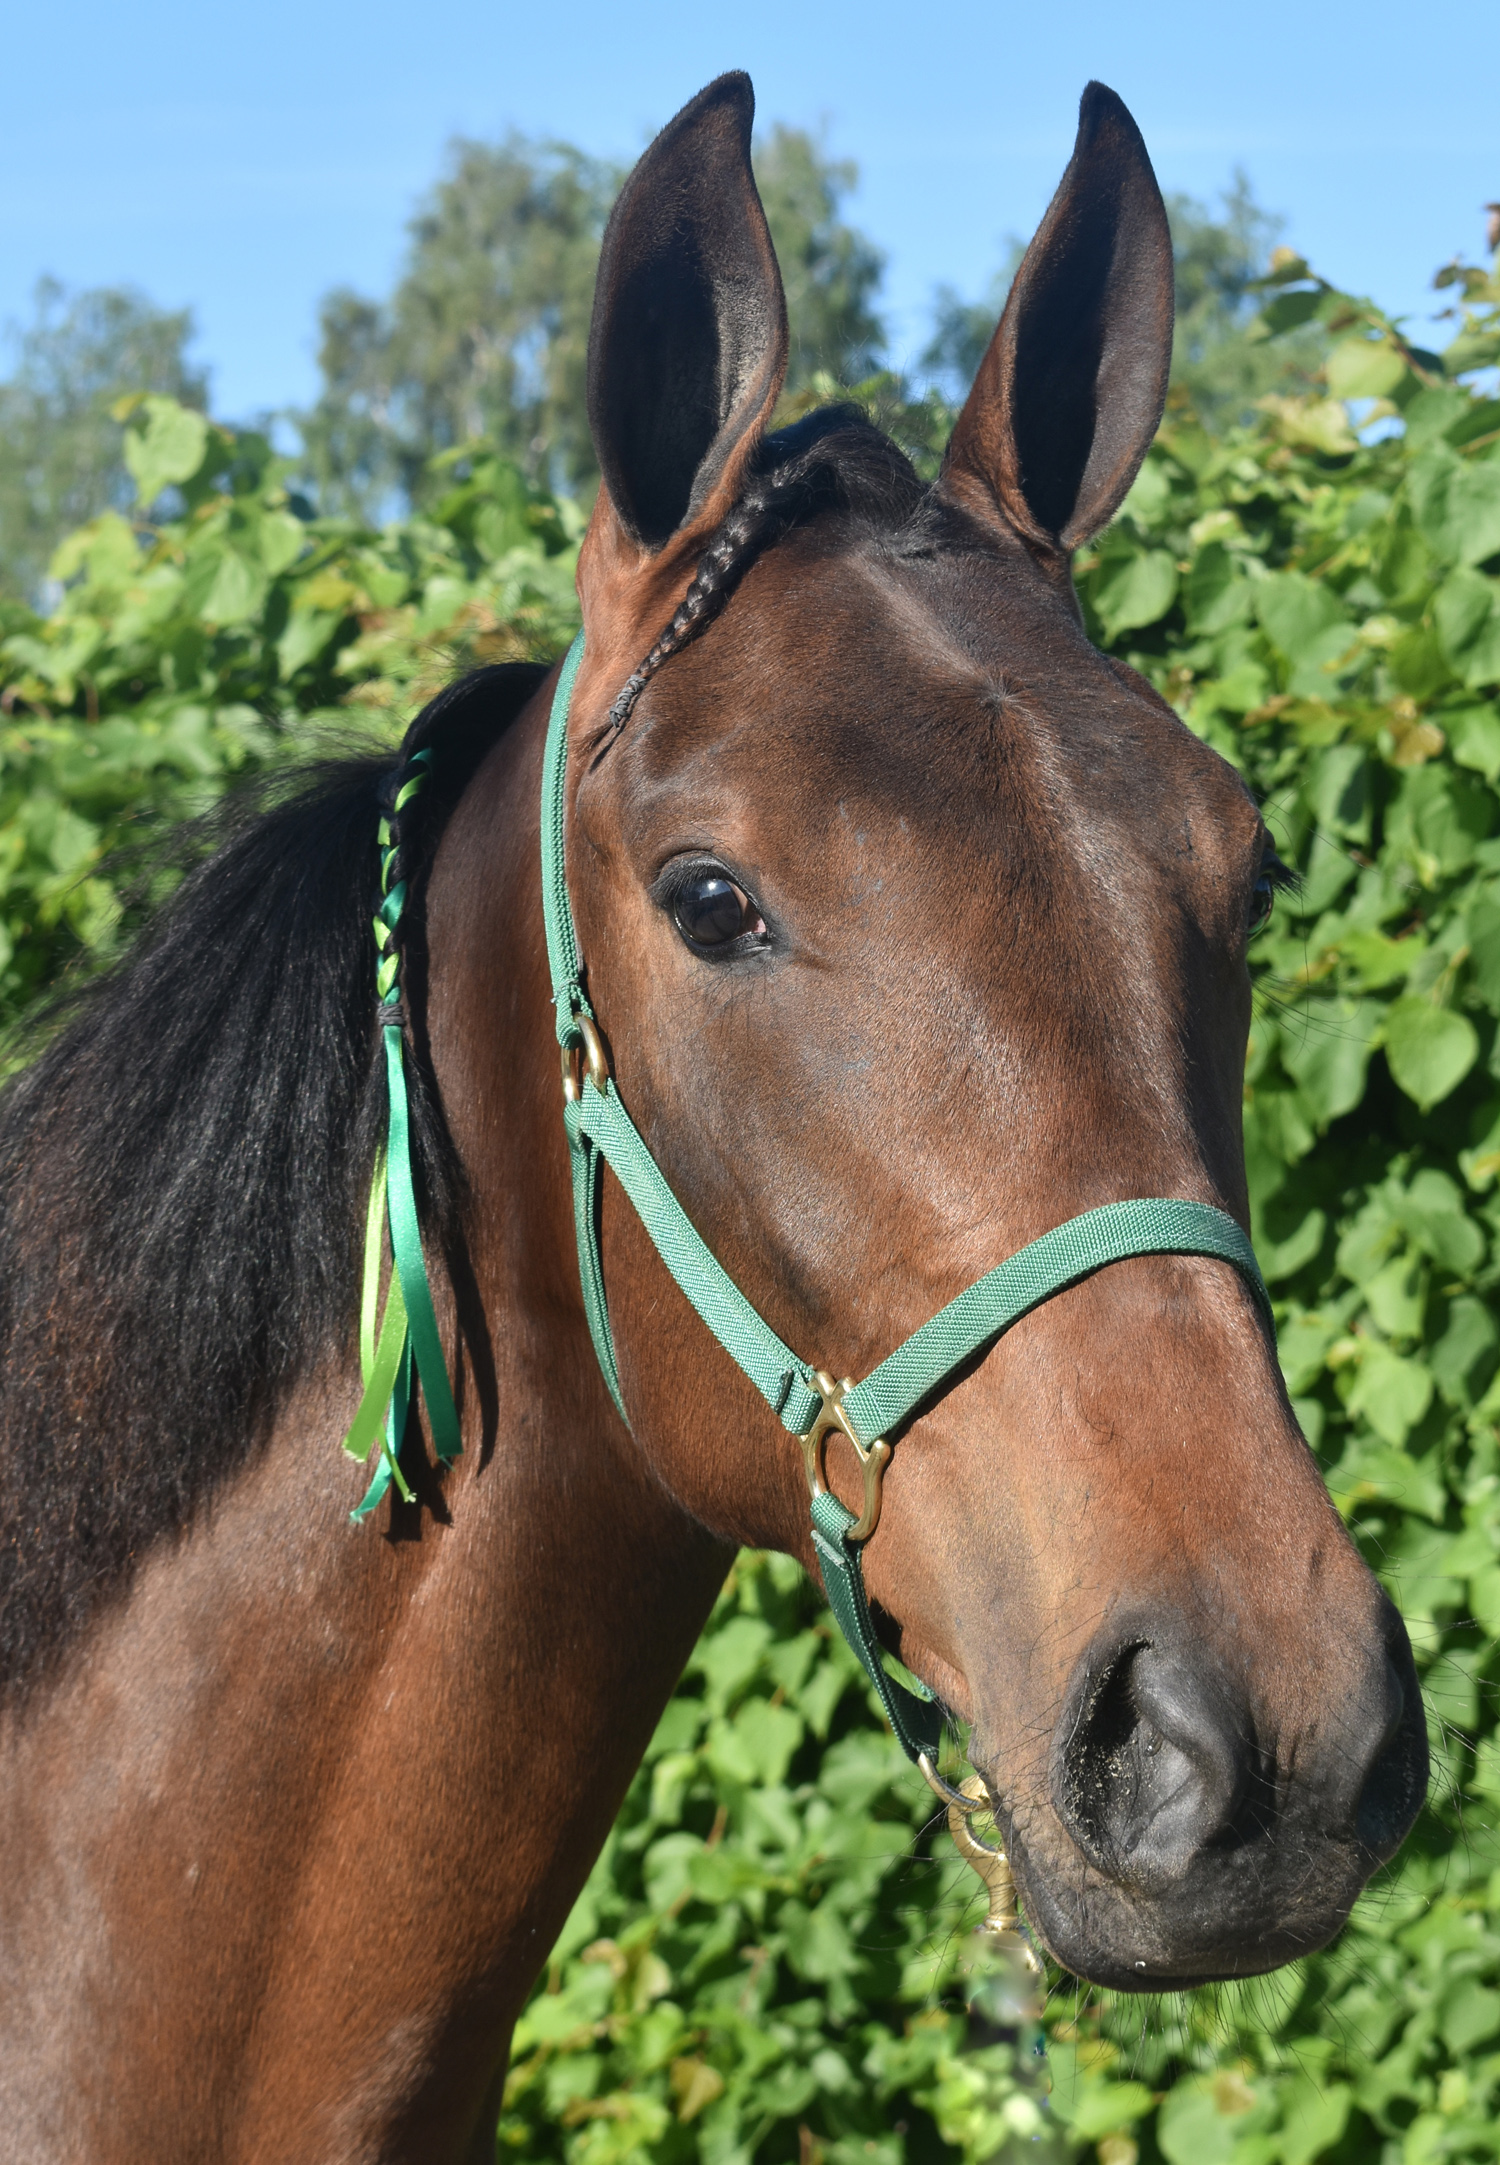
[1009,201,1117,539]
[588,73,788,548]
[944,82,1173,553]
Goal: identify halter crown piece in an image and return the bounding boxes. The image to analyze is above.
[344,635,1273,1775]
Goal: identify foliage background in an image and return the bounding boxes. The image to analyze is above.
[4,216,1500,2165]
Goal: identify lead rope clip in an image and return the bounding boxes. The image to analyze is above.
[920,1756,1045,2000]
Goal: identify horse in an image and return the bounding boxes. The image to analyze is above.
[0,71,1425,2163]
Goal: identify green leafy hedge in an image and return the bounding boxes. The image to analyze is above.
[0,397,580,1025]
[5,248,1500,2165]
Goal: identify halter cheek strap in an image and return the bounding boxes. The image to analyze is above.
[540,632,1273,1764]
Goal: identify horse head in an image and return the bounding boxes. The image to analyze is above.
[551,72,1426,1989]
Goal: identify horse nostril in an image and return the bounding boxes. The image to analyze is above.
[1053,1641,1251,1889]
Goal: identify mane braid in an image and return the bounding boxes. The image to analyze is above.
[608,406,925,731]
[0,661,547,1701]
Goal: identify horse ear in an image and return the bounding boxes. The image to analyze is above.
[941,83,1173,556]
[587,72,789,550]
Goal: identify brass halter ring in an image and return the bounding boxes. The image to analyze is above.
[560,1013,610,1105]
[799,1371,891,1544]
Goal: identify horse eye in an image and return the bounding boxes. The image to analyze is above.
[1249,849,1289,933]
[672,870,765,953]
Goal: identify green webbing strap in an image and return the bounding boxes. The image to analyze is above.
[541,634,591,1041]
[542,638,628,1418]
[811,1489,942,1761]
[341,750,463,1519]
[574,1078,819,1429]
[842,1197,1270,1446]
[562,1091,628,1421]
[539,630,1273,1762]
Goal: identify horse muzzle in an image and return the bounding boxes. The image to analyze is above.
[997,1600,1428,1989]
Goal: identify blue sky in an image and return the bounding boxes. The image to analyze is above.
[3,0,1492,422]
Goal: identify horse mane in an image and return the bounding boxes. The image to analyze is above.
[0,407,938,1703]
[0,661,547,1699]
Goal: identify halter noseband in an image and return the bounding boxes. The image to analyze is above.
[539,634,1271,1763]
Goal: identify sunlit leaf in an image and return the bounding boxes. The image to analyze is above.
[1383,997,1480,1109]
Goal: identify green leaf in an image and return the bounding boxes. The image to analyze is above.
[1329,1435,1446,1516]
[1256,1202,1326,1283]
[1184,542,1254,636]
[1157,2076,1258,2165]
[1432,1295,1500,1404]
[1256,572,1349,666]
[1094,548,1178,637]
[1257,288,1323,335]
[1058,2080,1157,2140]
[1411,445,1500,567]
[1326,336,1407,400]
[1442,1980,1500,2053]
[1446,703,1500,780]
[1345,1347,1435,1448]
[1383,997,1480,1108]
[1277,2075,1351,2165]
[1396,1167,1485,1272]
[1448,455,1500,569]
[275,608,340,680]
[1462,607,1500,688]
[123,396,209,510]
[258,510,306,577]
[1435,568,1496,663]
[1304,743,1370,839]
[1279,998,1381,1124]
[1389,765,1495,881]
[200,549,265,628]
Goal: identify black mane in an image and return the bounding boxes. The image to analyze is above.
[0,662,547,1697]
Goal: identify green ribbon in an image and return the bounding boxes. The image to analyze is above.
[342,750,462,1519]
[540,632,1274,1763]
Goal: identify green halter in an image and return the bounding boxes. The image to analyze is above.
[541,633,1272,1761]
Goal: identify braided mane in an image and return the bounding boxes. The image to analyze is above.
[608,407,928,731]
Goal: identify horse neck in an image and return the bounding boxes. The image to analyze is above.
[0,698,733,2164]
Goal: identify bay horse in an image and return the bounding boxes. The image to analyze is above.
[0,73,1424,2163]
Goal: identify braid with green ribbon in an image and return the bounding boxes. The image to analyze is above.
[341,747,462,1519]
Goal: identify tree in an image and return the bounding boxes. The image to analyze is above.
[1166,171,1325,423]
[300,138,619,518]
[0,279,206,603]
[753,124,885,390]
[300,126,886,517]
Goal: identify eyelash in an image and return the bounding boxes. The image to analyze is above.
[1250,848,1295,931]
